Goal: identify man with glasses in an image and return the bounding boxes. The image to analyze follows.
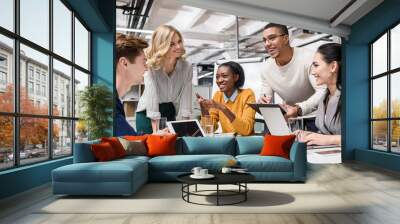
[259,23,326,118]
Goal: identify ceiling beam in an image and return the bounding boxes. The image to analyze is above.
[216,15,237,32]
[183,8,207,29]
[330,0,367,27]
[181,31,233,41]
[240,21,267,36]
[177,0,351,37]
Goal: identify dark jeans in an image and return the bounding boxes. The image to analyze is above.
[136,102,176,134]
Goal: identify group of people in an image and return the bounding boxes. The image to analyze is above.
[115,23,342,146]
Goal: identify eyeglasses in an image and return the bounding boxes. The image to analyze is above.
[263,34,286,43]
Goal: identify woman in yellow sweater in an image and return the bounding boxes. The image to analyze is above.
[196,61,256,136]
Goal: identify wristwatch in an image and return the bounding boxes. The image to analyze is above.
[295,105,302,116]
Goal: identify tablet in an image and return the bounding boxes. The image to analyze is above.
[166,120,205,137]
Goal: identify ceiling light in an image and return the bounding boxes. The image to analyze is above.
[116,27,154,34]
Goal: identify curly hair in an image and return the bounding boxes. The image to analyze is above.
[145,25,185,70]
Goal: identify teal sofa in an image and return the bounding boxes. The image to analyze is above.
[52,136,306,196]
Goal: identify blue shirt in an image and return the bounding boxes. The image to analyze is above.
[115,96,137,136]
[223,89,238,103]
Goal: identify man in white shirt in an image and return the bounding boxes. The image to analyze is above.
[259,23,326,117]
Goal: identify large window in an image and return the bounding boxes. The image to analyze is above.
[0,0,91,170]
[370,23,400,153]
[0,54,7,87]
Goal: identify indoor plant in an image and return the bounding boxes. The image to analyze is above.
[79,84,113,140]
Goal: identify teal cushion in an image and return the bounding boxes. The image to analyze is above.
[73,139,101,163]
[236,155,293,172]
[236,136,264,155]
[177,136,235,155]
[52,159,146,183]
[149,154,235,172]
[117,155,150,162]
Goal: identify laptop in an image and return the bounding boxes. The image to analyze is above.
[258,105,341,148]
[258,105,291,135]
[166,120,205,137]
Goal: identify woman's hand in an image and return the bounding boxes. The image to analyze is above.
[153,128,171,135]
[208,100,236,122]
[196,93,235,122]
[196,93,212,115]
[302,133,333,145]
[294,130,312,142]
[196,93,225,111]
[208,100,226,111]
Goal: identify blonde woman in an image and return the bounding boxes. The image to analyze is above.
[136,25,192,134]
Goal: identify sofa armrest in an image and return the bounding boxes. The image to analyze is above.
[289,142,307,181]
[73,140,100,163]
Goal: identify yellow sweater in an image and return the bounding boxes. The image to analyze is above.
[206,88,256,136]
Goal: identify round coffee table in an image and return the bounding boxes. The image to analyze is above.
[177,173,255,206]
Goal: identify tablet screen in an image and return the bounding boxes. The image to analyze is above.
[168,120,204,137]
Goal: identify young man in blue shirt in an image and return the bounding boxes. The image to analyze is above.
[115,33,148,136]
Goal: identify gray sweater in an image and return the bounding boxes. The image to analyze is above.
[315,89,341,135]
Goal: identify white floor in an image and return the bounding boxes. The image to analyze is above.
[2,162,400,224]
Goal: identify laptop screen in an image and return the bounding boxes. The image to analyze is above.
[259,106,291,135]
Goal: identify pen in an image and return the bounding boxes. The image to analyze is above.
[192,129,200,137]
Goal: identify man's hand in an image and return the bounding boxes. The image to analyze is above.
[283,104,300,119]
[259,95,272,104]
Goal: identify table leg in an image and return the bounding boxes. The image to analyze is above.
[245,183,247,201]
[188,184,191,202]
[217,184,219,206]
[181,184,183,200]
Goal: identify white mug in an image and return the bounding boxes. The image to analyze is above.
[191,167,202,176]
[200,169,208,176]
[221,167,232,174]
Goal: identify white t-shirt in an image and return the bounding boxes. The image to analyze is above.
[136,59,193,120]
[260,47,326,115]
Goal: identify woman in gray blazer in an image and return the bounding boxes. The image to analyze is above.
[296,43,341,146]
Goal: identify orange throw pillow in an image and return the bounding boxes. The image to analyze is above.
[91,142,117,161]
[259,134,296,159]
[101,137,126,158]
[146,134,177,157]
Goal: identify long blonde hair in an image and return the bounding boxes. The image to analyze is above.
[145,25,185,70]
